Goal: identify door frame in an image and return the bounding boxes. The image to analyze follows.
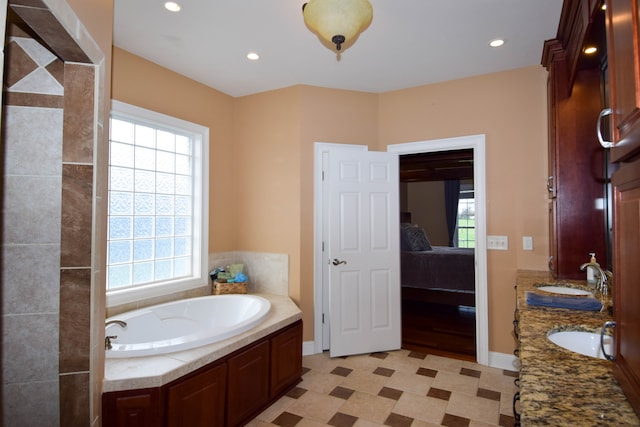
[313,136,489,366]
[388,134,489,366]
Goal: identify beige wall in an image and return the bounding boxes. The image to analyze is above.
[379,66,550,352]
[404,181,449,246]
[111,48,236,252]
[111,48,549,355]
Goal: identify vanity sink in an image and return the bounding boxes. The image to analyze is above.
[547,329,613,360]
[536,285,593,297]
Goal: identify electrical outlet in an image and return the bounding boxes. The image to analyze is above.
[523,236,534,250]
[487,235,509,250]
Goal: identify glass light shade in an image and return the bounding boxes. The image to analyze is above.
[303,0,373,51]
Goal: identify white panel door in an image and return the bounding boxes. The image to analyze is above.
[328,149,401,357]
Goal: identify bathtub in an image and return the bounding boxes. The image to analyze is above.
[105,294,271,358]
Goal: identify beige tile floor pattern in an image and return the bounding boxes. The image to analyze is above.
[247,349,518,427]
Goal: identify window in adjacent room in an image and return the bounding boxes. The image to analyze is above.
[106,100,209,306]
[457,182,475,248]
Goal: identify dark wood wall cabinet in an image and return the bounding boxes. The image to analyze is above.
[546,0,640,418]
[607,0,640,417]
[542,0,608,280]
[103,320,303,427]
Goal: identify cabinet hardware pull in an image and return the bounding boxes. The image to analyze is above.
[513,391,521,424]
[597,108,614,149]
[601,320,616,362]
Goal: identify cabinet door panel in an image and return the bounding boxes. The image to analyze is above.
[227,340,270,426]
[608,0,640,161]
[270,321,303,398]
[102,389,162,427]
[613,162,640,415]
[166,363,227,427]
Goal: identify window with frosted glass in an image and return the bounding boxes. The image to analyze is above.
[107,115,196,291]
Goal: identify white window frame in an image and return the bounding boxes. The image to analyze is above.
[106,100,209,307]
[456,182,475,248]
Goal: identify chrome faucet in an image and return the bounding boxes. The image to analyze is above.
[579,262,612,297]
[105,320,127,350]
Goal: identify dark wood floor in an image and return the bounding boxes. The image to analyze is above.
[401,299,476,362]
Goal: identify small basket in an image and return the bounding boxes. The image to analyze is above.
[213,280,247,295]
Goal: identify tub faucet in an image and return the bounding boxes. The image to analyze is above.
[105,320,127,350]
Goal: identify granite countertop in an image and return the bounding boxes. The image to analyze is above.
[103,293,302,393]
[516,270,639,426]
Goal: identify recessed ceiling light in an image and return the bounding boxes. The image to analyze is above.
[247,52,260,61]
[164,1,181,12]
[489,39,505,48]
[584,46,598,54]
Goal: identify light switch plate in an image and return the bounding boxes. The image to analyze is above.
[487,235,509,250]
[523,236,533,250]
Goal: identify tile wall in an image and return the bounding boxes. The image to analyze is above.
[2,2,103,426]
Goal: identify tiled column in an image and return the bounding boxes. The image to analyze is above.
[59,62,96,426]
[2,20,99,427]
[1,27,65,426]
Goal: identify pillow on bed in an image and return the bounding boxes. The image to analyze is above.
[400,223,433,251]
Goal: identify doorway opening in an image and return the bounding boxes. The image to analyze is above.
[399,149,476,360]
[313,135,489,366]
[388,135,488,366]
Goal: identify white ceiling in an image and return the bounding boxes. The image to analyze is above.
[113,0,563,98]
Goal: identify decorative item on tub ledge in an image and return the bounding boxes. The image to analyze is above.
[213,280,247,295]
[302,0,373,52]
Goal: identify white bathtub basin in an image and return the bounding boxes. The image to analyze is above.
[105,294,271,358]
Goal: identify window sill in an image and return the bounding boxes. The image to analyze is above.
[106,278,208,308]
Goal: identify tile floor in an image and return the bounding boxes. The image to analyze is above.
[248,349,518,427]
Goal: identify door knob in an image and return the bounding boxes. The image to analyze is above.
[331,259,347,266]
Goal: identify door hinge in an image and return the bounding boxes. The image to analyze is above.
[322,170,325,181]
[322,241,325,252]
[322,313,325,323]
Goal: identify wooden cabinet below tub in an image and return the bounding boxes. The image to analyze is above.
[166,362,227,427]
[102,388,163,427]
[270,320,303,397]
[226,340,270,426]
[103,320,303,427]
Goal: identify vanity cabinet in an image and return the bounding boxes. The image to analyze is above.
[606,0,640,416]
[606,0,640,162]
[542,0,608,279]
[103,320,303,427]
[612,163,640,414]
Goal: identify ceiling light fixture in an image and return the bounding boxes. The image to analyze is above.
[247,52,260,61]
[489,39,505,48]
[302,0,373,52]
[584,46,598,54]
[164,1,181,12]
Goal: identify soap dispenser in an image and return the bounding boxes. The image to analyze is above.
[587,253,598,284]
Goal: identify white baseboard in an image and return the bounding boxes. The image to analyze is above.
[488,351,520,372]
[303,341,317,356]
[303,341,520,373]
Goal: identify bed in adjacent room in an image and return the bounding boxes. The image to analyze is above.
[400,222,476,357]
